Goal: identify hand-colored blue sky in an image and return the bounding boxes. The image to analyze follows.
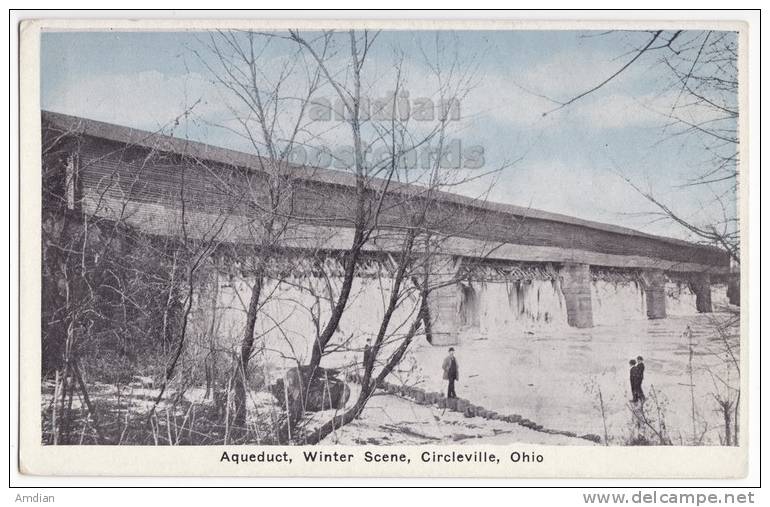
[41,30,737,242]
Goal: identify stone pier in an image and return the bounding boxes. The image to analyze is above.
[560,263,593,328]
[642,269,667,319]
[690,273,713,313]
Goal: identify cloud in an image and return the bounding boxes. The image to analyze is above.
[457,45,676,132]
[567,88,733,131]
[517,49,627,100]
[40,43,667,149]
[44,70,229,131]
[568,92,667,129]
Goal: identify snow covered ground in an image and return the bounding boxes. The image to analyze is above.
[320,392,594,446]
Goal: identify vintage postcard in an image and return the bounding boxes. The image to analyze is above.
[18,15,751,478]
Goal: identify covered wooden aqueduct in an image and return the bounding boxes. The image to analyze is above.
[41,111,735,346]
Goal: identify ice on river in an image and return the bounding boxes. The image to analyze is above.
[204,272,738,445]
[404,288,738,445]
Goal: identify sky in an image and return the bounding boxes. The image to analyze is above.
[40,29,738,242]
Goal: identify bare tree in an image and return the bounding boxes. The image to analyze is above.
[42,106,243,445]
[549,32,741,446]
[276,30,499,442]
[175,24,539,448]
[194,29,501,443]
[191,30,329,432]
[544,30,739,263]
[702,310,740,445]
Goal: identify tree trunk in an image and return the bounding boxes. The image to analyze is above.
[232,273,263,430]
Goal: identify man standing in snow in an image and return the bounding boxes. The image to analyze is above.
[629,359,640,402]
[442,347,459,399]
[635,355,646,403]
[363,339,372,368]
[360,338,372,380]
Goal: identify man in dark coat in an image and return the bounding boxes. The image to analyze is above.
[629,359,640,402]
[442,347,459,398]
[363,339,372,368]
[360,339,372,380]
[635,356,646,402]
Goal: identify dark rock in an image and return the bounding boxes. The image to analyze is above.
[581,433,603,443]
[271,366,350,421]
[627,434,652,446]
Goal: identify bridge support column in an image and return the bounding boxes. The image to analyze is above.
[642,269,667,319]
[426,255,461,346]
[691,273,713,313]
[560,263,593,328]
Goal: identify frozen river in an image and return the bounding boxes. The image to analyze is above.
[213,272,739,446]
[405,311,739,445]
